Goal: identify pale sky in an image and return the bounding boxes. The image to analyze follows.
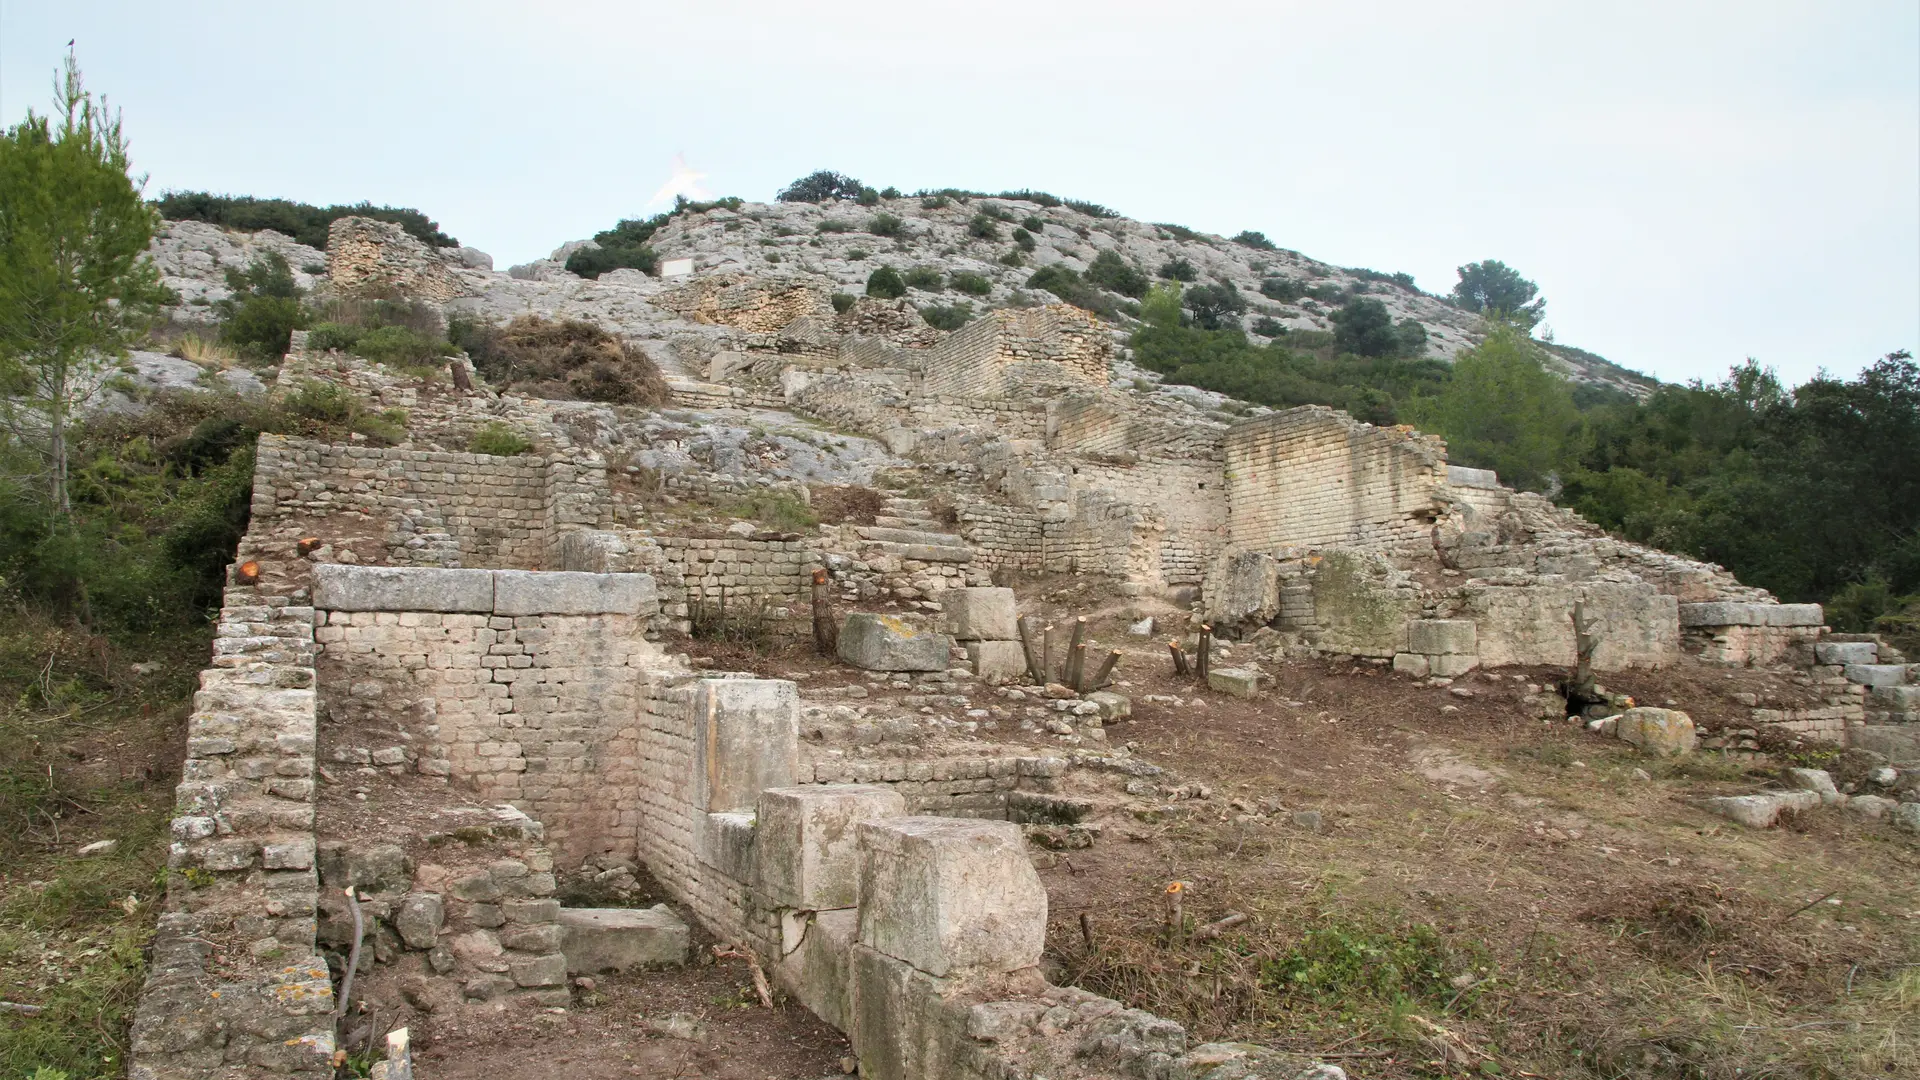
[3,1,1915,387]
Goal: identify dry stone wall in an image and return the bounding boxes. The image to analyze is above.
[1225,407,1447,553]
[325,217,463,304]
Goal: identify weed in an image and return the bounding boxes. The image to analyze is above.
[724,489,817,532]
[467,422,533,456]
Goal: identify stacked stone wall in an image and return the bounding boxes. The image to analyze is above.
[1224,406,1447,553]
[325,216,462,304]
[918,306,1111,399]
[654,274,833,332]
[656,535,821,624]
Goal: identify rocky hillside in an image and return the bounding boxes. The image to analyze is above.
[145,189,1657,399]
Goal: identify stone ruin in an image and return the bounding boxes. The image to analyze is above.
[127,237,1917,1078]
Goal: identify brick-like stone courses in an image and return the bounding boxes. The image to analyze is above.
[326,216,463,304]
[918,307,1111,399]
[804,754,1063,816]
[657,535,820,622]
[316,611,662,864]
[1225,406,1447,553]
[653,273,834,332]
[253,436,608,569]
[130,587,335,1078]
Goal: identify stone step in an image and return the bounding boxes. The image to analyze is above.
[882,498,931,511]
[866,541,974,564]
[1852,725,1920,763]
[873,514,941,530]
[558,905,690,974]
[856,525,966,547]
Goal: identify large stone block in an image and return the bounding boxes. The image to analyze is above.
[848,943,963,1080]
[1429,653,1479,677]
[942,587,1017,641]
[1853,725,1920,762]
[1615,707,1696,756]
[1766,603,1824,627]
[1870,684,1920,710]
[700,811,756,880]
[1816,641,1879,665]
[1678,602,1767,627]
[692,678,799,812]
[313,565,493,613]
[758,785,906,911]
[1407,619,1477,656]
[966,640,1027,684]
[1204,551,1281,626]
[856,817,1046,977]
[492,570,658,616]
[557,906,689,974]
[1846,664,1909,687]
[772,908,858,1031]
[837,613,952,672]
[1701,791,1820,829]
[1206,667,1265,698]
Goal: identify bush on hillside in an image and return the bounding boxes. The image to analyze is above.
[865,266,907,300]
[903,266,945,291]
[949,272,992,297]
[1025,266,1121,319]
[155,190,457,248]
[1260,276,1305,302]
[830,293,857,314]
[450,315,670,405]
[1158,258,1198,282]
[918,302,974,331]
[1022,215,1045,232]
[967,214,1001,241]
[1185,282,1246,331]
[778,170,867,203]
[468,421,534,456]
[1232,230,1277,250]
[868,212,904,237]
[216,253,304,359]
[817,219,857,234]
[1331,298,1426,358]
[1086,250,1149,298]
[1011,227,1036,252]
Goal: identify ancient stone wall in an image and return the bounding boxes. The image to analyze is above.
[656,535,820,625]
[1224,406,1448,553]
[918,306,1112,399]
[326,217,463,304]
[654,273,833,331]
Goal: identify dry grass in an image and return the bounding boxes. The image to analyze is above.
[168,331,236,368]
[809,484,886,526]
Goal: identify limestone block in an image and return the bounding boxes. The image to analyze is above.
[847,943,957,1080]
[1846,664,1909,687]
[394,894,444,949]
[1678,602,1767,628]
[1204,551,1281,626]
[313,565,493,613]
[507,952,568,987]
[773,909,858,1031]
[1847,794,1895,819]
[1785,768,1843,806]
[1766,603,1824,627]
[1815,641,1878,666]
[838,613,951,672]
[1701,791,1821,829]
[856,817,1047,977]
[692,678,799,812]
[699,811,756,881]
[943,587,1017,641]
[492,571,658,617]
[1407,619,1476,656]
[1870,685,1920,710]
[557,906,689,973]
[1852,725,1920,762]
[1391,653,1430,677]
[1614,707,1696,756]
[967,640,1027,684]
[757,785,906,910]
[1086,691,1131,721]
[1206,667,1265,699]
[1428,654,1479,678]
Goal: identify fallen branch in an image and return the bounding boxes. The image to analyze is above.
[1190,912,1249,942]
[712,943,773,1007]
[0,1001,45,1016]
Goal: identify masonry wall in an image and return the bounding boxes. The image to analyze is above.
[918,306,1111,399]
[252,436,614,569]
[1224,406,1448,553]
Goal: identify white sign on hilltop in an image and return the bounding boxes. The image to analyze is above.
[660,257,695,278]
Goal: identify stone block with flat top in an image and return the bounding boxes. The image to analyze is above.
[855,817,1046,977]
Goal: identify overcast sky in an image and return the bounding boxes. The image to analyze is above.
[3,1,1915,386]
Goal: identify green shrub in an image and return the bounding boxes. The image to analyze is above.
[284,379,353,423]
[765,252,782,263]
[866,266,907,300]
[1307,283,1347,304]
[726,488,818,531]
[452,315,670,405]
[353,325,453,371]
[305,322,360,353]
[1331,298,1425,358]
[1155,222,1203,243]
[830,293,856,314]
[855,186,881,206]
[1251,316,1285,337]
[1184,282,1246,330]
[816,219,857,234]
[468,421,533,456]
[1259,918,1464,1006]
[777,170,866,203]
[949,271,992,297]
[844,248,868,261]
[966,214,1000,240]
[1260,276,1305,302]
[156,190,456,248]
[998,249,1025,267]
[918,302,974,331]
[1086,250,1149,298]
[1232,230,1277,250]
[1022,215,1045,233]
[979,203,1014,222]
[867,212,904,237]
[1025,266,1121,318]
[903,266,945,291]
[1011,227,1036,251]
[566,243,656,278]
[920,195,950,210]
[1158,258,1197,282]
[216,253,305,359]
[880,186,901,199]
[1064,198,1119,218]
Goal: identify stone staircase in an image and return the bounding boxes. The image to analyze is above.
[857,496,975,567]
[1823,635,1920,760]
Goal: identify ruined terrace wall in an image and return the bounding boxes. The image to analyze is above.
[1224,406,1447,553]
[325,216,462,304]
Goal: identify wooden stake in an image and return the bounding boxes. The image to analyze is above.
[1017,616,1044,684]
[810,569,836,656]
[1196,625,1213,683]
[1042,624,1057,685]
[1068,644,1088,692]
[1079,912,1095,955]
[1089,649,1122,691]
[1065,617,1087,679]
[1164,881,1187,945]
[1169,641,1189,677]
